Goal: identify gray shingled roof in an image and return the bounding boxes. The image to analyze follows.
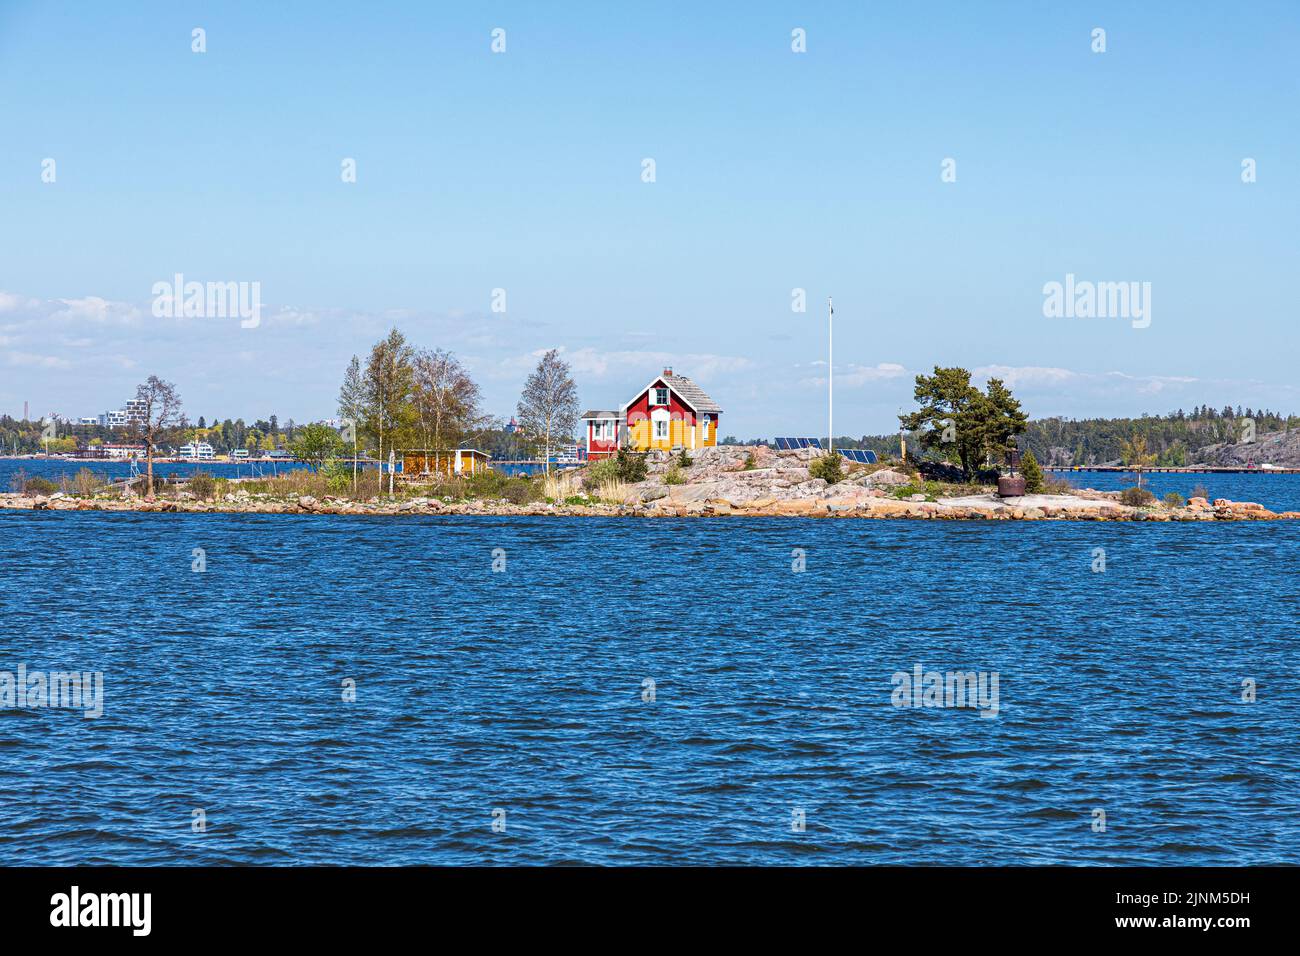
[581,409,619,418]
[663,374,721,414]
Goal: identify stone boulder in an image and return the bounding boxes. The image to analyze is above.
[852,469,911,488]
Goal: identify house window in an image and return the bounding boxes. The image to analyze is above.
[654,387,669,406]
[700,416,710,435]
[654,419,669,440]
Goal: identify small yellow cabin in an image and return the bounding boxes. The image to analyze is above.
[401,448,492,477]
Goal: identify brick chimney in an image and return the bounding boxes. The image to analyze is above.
[663,367,673,377]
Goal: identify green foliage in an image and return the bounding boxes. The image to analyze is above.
[613,447,648,483]
[1019,449,1044,493]
[582,457,621,490]
[899,367,1027,478]
[809,451,845,484]
[676,449,693,468]
[1120,486,1156,507]
[664,461,686,485]
[23,476,57,496]
[321,459,355,494]
[1163,491,1186,508]
[187,471,217,500]
[1014,407,1296,467]
[289,423,345,468]
[743,451,757,470]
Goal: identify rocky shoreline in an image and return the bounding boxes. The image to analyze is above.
[2,491,1295,520]
[3,493,1296,522]
[5,444,1298,521]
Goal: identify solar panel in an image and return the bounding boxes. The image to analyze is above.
[837,449,879,463]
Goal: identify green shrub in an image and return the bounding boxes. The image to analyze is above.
[582,458,621,490]
[890,480,945,501]
[1120,486,1156,507]
[1163,491,1186,508]
[1019,450,1044,493]
[676,449,693,468]
[501,479,540,505]
[465,468,508,499]
[743,451,757,470]
[809,452,844,485]
[24,476,57,496]
[664,461,686,485]
[614,447,648,483]
[187,471,217,500]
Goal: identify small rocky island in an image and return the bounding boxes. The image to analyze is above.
[3,445,1297,521]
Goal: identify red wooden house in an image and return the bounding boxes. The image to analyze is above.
[582,368,722,460]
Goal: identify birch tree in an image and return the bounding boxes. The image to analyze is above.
[338,354,364,492]
[412,348,482,473]
[516,349,579,476]
[361,328,415,491]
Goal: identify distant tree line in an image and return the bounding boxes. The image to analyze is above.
[0,412,314,456]
[1017,407,1298,467]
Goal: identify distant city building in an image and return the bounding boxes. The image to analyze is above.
[86,397,149,429]
[179,441,214,460]
[123,398,147,426]
[230,448,250,459]
[102,443,145,460]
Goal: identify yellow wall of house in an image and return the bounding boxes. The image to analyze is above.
[627,418,716,450]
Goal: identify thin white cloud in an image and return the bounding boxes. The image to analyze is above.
[499,346,754,381]
[803,362,908,388]
[47,296,143,326]
[6,351,72,369]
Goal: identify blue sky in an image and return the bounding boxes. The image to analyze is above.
[1,1,1296,436]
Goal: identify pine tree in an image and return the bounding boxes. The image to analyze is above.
[1020,449,1044,493]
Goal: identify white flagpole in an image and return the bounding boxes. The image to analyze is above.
[827,296,834,456]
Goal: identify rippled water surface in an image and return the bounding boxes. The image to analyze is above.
[1,512,1297,865]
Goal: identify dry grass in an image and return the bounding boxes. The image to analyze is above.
[542,471,581,500]
[594,478,633,505]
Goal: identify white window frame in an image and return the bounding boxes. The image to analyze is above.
[654,419,669,440]
[654,387,669,406]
